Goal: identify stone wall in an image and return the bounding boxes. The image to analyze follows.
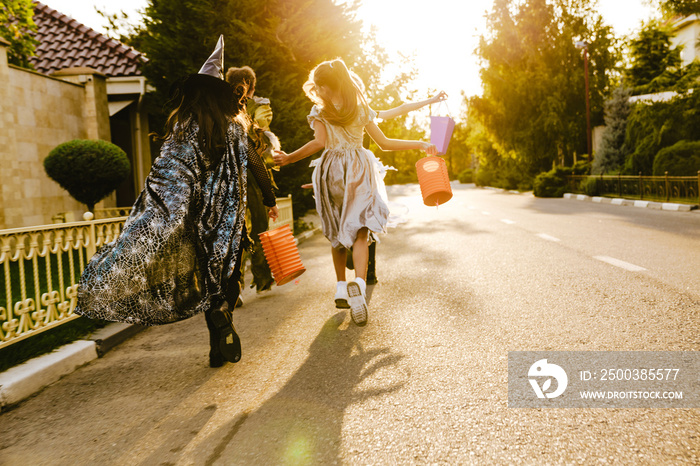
[0,40,115,229]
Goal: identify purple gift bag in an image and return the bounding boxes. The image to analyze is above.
[430,102,455,155]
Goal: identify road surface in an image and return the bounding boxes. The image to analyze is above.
[1,184,698,464]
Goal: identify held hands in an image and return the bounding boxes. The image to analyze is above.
[422,142,438,155]
[267,205,279,221]
[272,150,290,167]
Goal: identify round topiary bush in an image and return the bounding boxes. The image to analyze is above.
[533,166,575,198]
[653,140,700,176]
[44,139,130,212]
[458,168,474,184]
[533,171,565,197]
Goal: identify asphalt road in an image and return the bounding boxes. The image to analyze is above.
[1,184,698,465]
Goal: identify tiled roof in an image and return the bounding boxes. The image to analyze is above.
[29,1,146,77]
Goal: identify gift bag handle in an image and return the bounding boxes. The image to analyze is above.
[431,99,451,117]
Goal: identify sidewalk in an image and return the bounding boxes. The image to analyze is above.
[563,193,698,212]
[482,186,698,212]
[0,219,322,412]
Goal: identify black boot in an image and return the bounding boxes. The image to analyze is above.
[345,247,354,270]
[208,302,241,364]
[366,241,378,285]
[205,310,225,367]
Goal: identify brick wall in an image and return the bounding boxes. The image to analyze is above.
[0,41,115,229]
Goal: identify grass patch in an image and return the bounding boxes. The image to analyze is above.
[0,249,86,309]
[0,316,107,373]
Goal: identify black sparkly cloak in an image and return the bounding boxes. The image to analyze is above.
[75,122,275,325]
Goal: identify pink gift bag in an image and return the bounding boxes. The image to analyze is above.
[430,102,455,155]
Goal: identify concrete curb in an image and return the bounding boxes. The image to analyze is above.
[564,193,697,212]
[0,340,97,411]
[89,323,147,357]
[0,226,322,411]
[295,227,322,245]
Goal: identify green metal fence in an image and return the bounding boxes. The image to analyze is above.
[567,172,700,206]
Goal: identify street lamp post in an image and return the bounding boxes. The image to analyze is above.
[576,40,592,162]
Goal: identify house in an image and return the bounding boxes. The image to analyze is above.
[671,14,700,66]
[0,2,152,229]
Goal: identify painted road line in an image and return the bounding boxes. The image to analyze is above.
[594,256,646,272]
[500,219,516,224]
[536,233,560,242]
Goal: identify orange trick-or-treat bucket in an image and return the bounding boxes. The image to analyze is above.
[416,156,453,206]
[259,224,306,286]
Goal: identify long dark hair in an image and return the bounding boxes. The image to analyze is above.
[159,74,247,163]
[303,58,369,127]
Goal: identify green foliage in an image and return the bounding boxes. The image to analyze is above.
[625,21,682,94]
[123,0,370,217]
[659,0,700,16]
[653,140,700,175]
[0,0,38,68]
[592,86,632,174]
[44,139,131,211]
[474,167,494,187]
[623,91,700,174]
[458,169,474,184]
[472,0,619,179]
[533,162,590,197]
[533,168,569,198]
[582,176,600,196]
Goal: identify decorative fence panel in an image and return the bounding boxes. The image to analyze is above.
[0,196,294,349]
[0,218,127,349]
[567,172,700,206]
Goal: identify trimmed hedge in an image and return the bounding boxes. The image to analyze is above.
[533,162,591,198]
[458,168,474,183]
[44,139,130,211]
[652,140,700,176]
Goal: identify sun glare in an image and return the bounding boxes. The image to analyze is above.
[353,0,488,112]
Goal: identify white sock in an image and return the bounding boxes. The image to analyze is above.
[336,281,347,290]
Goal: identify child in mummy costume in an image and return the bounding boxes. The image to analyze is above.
[75,36,278,368]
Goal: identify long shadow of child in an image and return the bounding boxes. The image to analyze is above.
[202,314,407,464]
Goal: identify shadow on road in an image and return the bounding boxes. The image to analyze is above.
[201,313,407,464]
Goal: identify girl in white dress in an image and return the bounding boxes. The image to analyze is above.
[274,58,437,326]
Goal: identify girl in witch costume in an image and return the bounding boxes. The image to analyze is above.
[75,36,278,368]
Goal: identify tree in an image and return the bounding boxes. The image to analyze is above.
[122,0,372,216]
[592,86,632,174]
[624,20,682,94]
[471,0,619,183]
[0,0,38,68]
[658,0,700,16]
[44,140,131,212]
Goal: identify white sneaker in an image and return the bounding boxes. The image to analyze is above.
[335,281,349,309]
[347,280,368,326]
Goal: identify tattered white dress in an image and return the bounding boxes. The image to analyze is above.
[308,105,391,249]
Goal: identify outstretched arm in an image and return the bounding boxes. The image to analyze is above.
[365,122,437,155]
[376,91,447,120]
[273,120,327,167]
